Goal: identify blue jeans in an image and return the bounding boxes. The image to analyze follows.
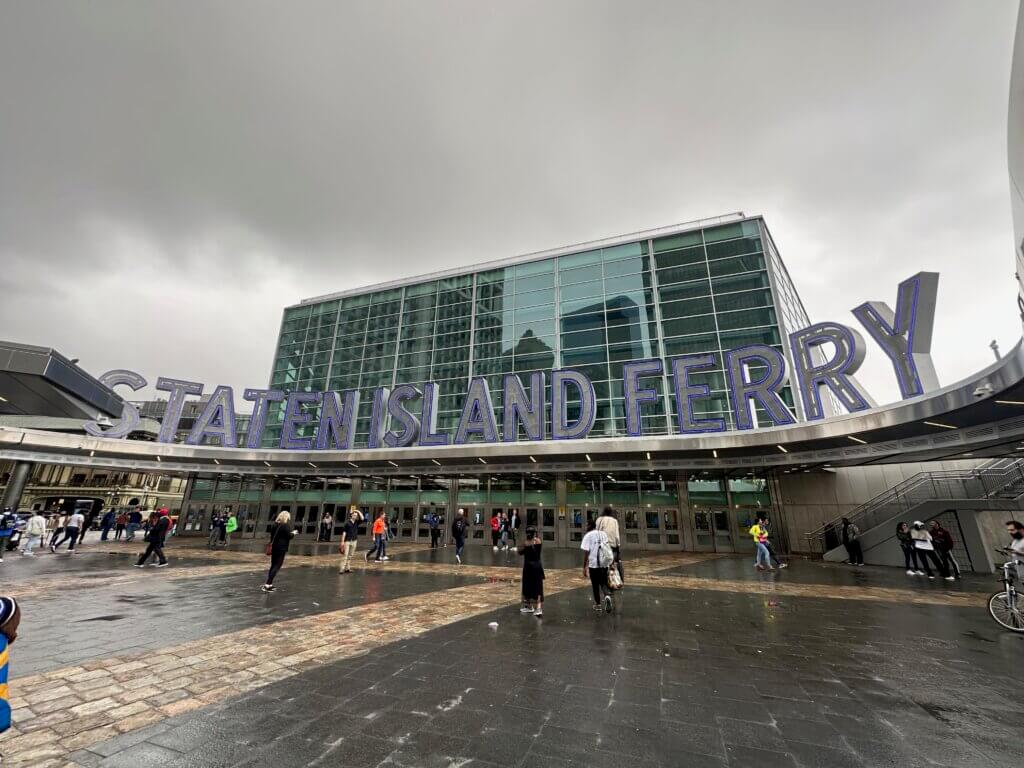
[455,537,465,558]
[125,523,139,541]
[755,542,771,568]
[374,534,386,560]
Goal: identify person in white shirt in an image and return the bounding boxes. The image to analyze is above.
[909,521,950,580]
[51,511,84,553]
[1006,520,1024,560]
[581,522,614,613]
[595,506,622,581]
[20,512,46,556]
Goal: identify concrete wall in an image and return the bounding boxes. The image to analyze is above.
[776,460,981,553]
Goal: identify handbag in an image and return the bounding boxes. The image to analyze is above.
[264,526,279,557]
[607,566,623,590]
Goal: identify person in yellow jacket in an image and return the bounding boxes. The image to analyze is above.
[750,516,787,570]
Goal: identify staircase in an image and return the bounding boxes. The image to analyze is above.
[804,458,1024,554]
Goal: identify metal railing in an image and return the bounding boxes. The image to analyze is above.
[803,458,1024,554]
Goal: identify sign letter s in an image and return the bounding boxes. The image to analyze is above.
[83,369,147,439]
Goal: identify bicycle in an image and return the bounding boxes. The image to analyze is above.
[988,548,1024,633]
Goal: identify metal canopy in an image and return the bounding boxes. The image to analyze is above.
[3,339,1024,476]
[0,340,123,420]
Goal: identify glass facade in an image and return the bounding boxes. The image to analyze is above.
[265,215,826,447]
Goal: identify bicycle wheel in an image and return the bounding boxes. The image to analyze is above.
[988,590,1024,633]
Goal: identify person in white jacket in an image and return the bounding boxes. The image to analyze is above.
[910,521,951,580]
[20,512,46,556]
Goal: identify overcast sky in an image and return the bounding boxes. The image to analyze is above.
[1,1,1020,409]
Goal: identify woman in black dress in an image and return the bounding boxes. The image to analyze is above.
[518,526,544,618]
[262,511,295,593]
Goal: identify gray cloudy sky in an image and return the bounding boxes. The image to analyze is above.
[1,0,1020,407]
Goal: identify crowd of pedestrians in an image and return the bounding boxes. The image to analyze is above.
[895,519,960,580]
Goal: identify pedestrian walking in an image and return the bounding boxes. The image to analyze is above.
[114,511,127,541]
[51,509,84,553]
[499,511,510,551]
[318,511,333,542]
[100,509,115,541]
[224,512,238,546]
[0,595,22,763]
[518,525,545,617]
[508,508,520,548]
[452,508,468,565]
[581,521,615,613]
[338,509,362,573]
[49,511,68,548]
[896,522,923,575]
[595,506,623,581]
[19,511,46,556]
[262,511,295,592]
[77,510,95,546]
[910,521,950,580]
[490,511,501,551]
[929,520,961,579]
[134,508,170,567]
[841,517,864,566]
[750,518,774,571]
[365,510,388,562]
[126,507,143,541]
[428,508,441,549]
[0,509,16,562]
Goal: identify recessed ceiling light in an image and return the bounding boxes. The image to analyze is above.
[388,460,399,467]
[156,455,162,462]
[213,458,219,465]
[89,450,95,457]
[478,457,487,464]
[349,462,358,468]
[263,461,271,467]
[0,395,7,403]
[431,459,441,466]
[923,420,956,430]
[995,400,1024,405]
[585,454,591,461]
[776,445,788,453]
[848,435,867,444]
[308,462,317,468]
[712,449,718,458]
[529,456,536,463]
[646,452,651,460]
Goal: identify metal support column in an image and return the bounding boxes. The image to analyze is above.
[1,461,34,511]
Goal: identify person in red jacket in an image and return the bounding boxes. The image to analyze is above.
[929,520,961,579]
[490,512,501,551]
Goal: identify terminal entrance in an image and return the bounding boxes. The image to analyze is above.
[180,470,776,553]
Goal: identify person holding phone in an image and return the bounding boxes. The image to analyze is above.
[518,526,544,617]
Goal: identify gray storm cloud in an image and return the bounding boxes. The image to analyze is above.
[0,0,1019,405]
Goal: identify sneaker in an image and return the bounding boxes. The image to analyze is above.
[493,546,499,552]
[945,576,955,581]
[381,556,389,561]
[915,570,925,575]
[155,562,168,568]
[455,555,461,564]
[365,550,371,562]
[906,570,915,575]
[779,563,788,569]
[50,545,56,553]
[261,585,274,592]
[534,611,543,618]
[520,607,534,613]
[928,575,935,580]
[604,595,613,613]
[134,563,144,568]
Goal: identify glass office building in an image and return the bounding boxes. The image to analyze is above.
[265,213,832,448]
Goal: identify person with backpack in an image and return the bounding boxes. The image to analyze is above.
[20,510,46,556]
[0,509,16,562]
[452,509,468,565]
[840,517,864,566]
[581,521,615,613]
[427,508,441,549]
[134,508,170,567]
[595,506,623,581]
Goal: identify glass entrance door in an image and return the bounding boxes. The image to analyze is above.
[569,507,596,544]
[388,504,416,541]
[642,508,682,549]
[692,509,735,552]
[621,508,641,549]
[417,505,447,544]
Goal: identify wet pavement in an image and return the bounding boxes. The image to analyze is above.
[1,545,1022,768]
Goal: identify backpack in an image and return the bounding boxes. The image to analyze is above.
[597,534,615,569]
